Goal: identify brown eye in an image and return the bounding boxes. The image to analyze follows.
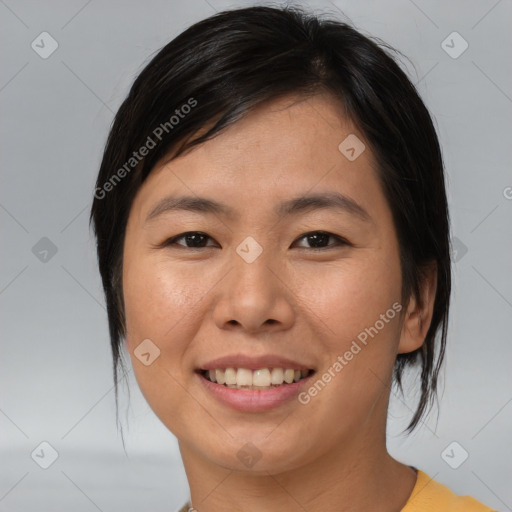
[293,231,349,250]
[160,230,350,251]
[164,232,217,249]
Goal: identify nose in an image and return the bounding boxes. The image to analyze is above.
[212,245,295,334]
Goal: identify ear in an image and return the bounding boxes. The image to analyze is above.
[398,262,437,354]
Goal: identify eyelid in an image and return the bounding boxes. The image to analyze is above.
[159,231,217,249]
[292,231,351,249]
[158,230,351,250]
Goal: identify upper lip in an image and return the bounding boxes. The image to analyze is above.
[198,354,315,371]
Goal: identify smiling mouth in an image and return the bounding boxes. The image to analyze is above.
[198,367,315,390]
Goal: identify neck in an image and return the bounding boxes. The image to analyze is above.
[179,430,417,512]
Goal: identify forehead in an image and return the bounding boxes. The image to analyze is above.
[188,93,356,169]
[131,93,388,227]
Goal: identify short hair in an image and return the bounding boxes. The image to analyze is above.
[90,4,451,434]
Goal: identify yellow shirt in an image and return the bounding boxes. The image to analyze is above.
[178,470,496,511]
[402,470,496,511]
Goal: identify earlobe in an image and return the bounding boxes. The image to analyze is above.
[398,262,438,354]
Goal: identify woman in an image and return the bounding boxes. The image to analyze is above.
[90,5,495,511]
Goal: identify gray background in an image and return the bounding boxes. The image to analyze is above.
[1,0,511,510]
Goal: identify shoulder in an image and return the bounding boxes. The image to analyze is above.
[401,470,497,512]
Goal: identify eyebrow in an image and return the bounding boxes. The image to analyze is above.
[145,192,372,224]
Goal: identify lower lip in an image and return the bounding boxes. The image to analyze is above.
[196,371,315,412]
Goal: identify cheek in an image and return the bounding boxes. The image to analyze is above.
[295,252,402,341]
[123,255,201,344]
[122,256,205,433]
[294,254,402,404]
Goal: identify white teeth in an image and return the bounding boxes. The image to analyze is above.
[284,369,295,384]
[225,367,237,385]
[203,367,312,388]
[215,368,225,385]
[236,368,253,387]
[271,368,284,385]
[253,368,271,387]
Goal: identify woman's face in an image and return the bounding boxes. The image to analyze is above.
[122,93,416,474]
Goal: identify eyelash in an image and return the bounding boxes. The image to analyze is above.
[160,231,351,251]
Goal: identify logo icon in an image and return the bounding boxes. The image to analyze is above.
[134,338,161,366]
[338,134,366,161]
[236,442,262,468]
[441,441,469,469]
[441,32,469,59]
[32,237,58,263]
[451,237,468,263]
[236,236,263,263]
[31,32,59,59]
[31,441,59,469]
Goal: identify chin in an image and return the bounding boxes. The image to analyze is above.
[192,433,310,475]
